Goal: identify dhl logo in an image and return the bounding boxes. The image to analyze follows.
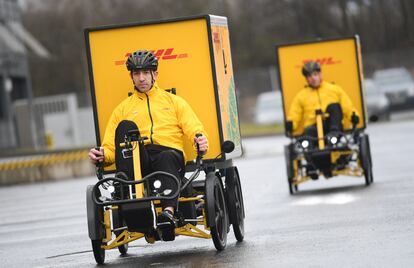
[114,48,188,66]
[295,57,342,68]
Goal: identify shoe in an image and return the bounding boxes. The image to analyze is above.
[157,210,176,241]
[308,169,319,180]
[323,170,333,178]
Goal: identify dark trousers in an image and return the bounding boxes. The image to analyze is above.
[114,120,184,209]
[304,103,343,138]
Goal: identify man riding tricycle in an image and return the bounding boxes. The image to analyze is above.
[276,36,374,194]
[84,15,245,264]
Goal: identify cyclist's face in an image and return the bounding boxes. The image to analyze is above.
[131,69,158,92]
[306,71,322,88]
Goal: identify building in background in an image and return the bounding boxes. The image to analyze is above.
[14,94,95,151]
[0,0,50,150]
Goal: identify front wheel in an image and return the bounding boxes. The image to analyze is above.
[225,167,245,242]
[205,173,228,250]
[86,185,106,264]
[91,239,105,265]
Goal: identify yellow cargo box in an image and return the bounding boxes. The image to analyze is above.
[84,15,242,171]
[275,36,366,136]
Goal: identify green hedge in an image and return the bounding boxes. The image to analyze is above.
[240,123,284,137]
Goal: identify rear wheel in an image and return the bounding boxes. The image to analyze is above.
[206,173,228,250]
[225,167,245,242]
[360,134,374,185]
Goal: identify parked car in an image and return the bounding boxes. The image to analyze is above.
[373,67,414,110]
[254,91,284,124]
[364,79,390,122]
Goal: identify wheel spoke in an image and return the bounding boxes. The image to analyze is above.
[235,200,240,209]
[236,208,242,219]
[218,216,224,236]
[215,200,220,211]
[215,214,220,225]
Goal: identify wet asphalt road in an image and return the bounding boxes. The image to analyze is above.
[0,117,414,267]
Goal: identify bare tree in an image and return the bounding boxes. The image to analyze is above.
[21,0,414,102]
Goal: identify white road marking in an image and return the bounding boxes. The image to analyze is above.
[291,193,357,206]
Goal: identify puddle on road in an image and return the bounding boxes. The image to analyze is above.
[291,193,357,206]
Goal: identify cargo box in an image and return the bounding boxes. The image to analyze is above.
[85,15,242,171]
[275,36,366,136]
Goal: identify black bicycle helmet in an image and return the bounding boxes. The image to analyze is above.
[126,50,158,71]
[302,61,321,77]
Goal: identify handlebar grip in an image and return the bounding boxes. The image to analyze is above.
[94,147,103,167]
[94,147,104,180]
[195,133,202,151]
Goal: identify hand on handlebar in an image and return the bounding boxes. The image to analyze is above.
[88,147,104,165]
[194,134,208,155]
[351,113,359,126]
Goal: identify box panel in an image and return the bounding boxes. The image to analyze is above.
[210,16,242,158]
[85,16,243,171]
[276,37,365,136]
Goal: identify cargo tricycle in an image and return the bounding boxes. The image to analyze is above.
[84,15,245,264]
[275,36,374,194]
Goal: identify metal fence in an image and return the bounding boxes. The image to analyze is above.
[12,93,94,151]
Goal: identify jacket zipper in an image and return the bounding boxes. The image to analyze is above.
[145,93,154,144]
[316,89,323,110]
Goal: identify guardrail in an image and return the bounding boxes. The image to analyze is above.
[0,149,89,170]
[0,149,94,185]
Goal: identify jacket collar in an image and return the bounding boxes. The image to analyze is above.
[307,80,326,90]
[134,82,160,98]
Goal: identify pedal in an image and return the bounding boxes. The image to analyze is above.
[156,222,176,228]
[156,222,176,241]
[173,210,186,227]
[157,226,175,241]
[308,169,319,180]
[156,211,177,241]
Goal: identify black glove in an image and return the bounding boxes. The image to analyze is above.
[351,113,359,126]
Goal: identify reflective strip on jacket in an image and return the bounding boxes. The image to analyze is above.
[102,83,207,165]
[288,81,358,134]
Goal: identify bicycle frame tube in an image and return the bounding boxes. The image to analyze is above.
[315,109,325,150]
[132,141,144,198]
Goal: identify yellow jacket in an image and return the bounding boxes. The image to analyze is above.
[102,83,206,165]
[288,81,358,134]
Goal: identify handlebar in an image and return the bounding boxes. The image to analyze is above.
[195,133,203,163]
[92,171,180,206]
[120,134,148,148]
[179,133,205,192]
[93,135,236,207]
[93,132,210,205]
[94,147,104,180]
